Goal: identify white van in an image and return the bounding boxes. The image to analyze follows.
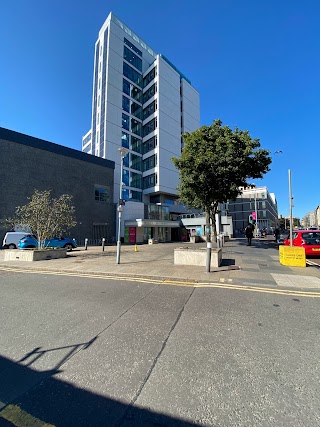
[2,232,30,249]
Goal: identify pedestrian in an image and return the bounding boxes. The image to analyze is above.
[274,227,280,243]
[245,223,254,246]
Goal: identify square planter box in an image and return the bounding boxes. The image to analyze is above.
[4,248,67,262]
[174,247,222,268]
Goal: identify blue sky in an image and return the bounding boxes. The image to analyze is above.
[1,0,319,220]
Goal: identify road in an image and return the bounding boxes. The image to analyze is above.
[1,270,320,426]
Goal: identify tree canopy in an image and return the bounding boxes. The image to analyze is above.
[172,119,272,239]
[10,190,77,249]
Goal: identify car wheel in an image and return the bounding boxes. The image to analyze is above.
[8,244,16,249]
[64,244,74,251]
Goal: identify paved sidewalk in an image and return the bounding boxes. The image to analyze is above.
[1,237,320,290]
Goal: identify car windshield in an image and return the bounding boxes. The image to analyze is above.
[302,232,320,245]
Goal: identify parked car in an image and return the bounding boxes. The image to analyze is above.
[18,236,77,251]
[2,232,30,249]
[283,230,320,255]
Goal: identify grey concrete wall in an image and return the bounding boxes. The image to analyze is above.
[0,138,115,243]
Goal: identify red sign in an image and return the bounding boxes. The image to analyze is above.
[129,227,136,243]
[252,212,256,220]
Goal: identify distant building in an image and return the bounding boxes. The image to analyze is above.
[82,12,200,242]
[223,186,278,232]
[0,127,115,244]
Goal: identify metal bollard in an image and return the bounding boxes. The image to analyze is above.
[84,238,88,250]
[102,238,105,251]
[206,242,212,273]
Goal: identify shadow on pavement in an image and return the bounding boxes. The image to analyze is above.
[0,353,205,427]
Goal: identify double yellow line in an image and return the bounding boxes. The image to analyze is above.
[1,266,320,298]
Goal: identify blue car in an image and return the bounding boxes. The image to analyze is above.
[18,235,77,251]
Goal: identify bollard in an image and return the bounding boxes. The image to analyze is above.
[134,244,138,252]
[206,242,212,273]
[84,238,88,250]
[102,238,105,252]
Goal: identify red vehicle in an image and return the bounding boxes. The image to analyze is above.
[284,229,320,255]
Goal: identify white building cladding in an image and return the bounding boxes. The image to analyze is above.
[82,12,200,242]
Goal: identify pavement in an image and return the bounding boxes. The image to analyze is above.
[1,236,320,292]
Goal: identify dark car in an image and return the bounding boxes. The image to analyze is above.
[18,235,77,251]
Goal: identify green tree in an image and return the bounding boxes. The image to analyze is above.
[11,190,77,249]
[172,119,272,241]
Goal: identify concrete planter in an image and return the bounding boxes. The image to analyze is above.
[4,248,67,262]
[174,247,222,268]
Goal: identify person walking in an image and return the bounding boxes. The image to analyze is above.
[245,223,254,246]
[274,227,280,243]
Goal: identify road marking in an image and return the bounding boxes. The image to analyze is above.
[1,266,320,297]
[0,404,54,427]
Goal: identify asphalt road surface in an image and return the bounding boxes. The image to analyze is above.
[1,270,319,426]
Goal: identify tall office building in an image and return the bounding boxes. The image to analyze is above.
[82,12,200,242]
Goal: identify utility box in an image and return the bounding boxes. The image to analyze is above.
[279,245,306,267]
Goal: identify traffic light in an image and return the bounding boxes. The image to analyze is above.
[249,214,253,224]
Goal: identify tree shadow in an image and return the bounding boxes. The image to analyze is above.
[0,349,206,426]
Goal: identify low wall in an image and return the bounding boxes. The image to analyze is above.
[174,247,222,268]
[4,248,67,262]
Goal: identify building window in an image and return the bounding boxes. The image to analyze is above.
[124,46,142,71]
[142,136,157,154]
[123,155,129,167]
[143,83,157,104]
[131,118,142,136]
[131,136,142,153]
[123,79,142,103]
[130,171,142,189]
[130,153,142,171]
[143,118,157,137]
[95,185,110,202]
[122,96,130,113]
[123,62,142,88]
[131,101,142,119]
[124,37,142,57]
[122,169,129,186]
[143,100,157,120]
[143,67,156,88]
[130,190,142,202]
[122,132,130,149]
[122,113,130,131]
[143,154,157,171]
[143,173,156,189]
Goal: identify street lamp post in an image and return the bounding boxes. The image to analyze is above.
[116,147,128,264]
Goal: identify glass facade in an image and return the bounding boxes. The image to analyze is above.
[131,136,142,153]
[131,101,142,120]
[122,95,130,113]
[143,83,156,104]
[131,171,142,189]
[121,132,130,148]
[143,118,157,137]
[131,118,142,136]
[143,154,157,171]
[122,113,130,131]
[123,62,142,87]
[143,100,157,120]
[143,173,157,189]
[130,153,142,171]
[143,67,156,88]
[123,79,142,103]
[148,204,170,220]
[124,46,142,71]
[124,37,142,57]
[143,136,157,154]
